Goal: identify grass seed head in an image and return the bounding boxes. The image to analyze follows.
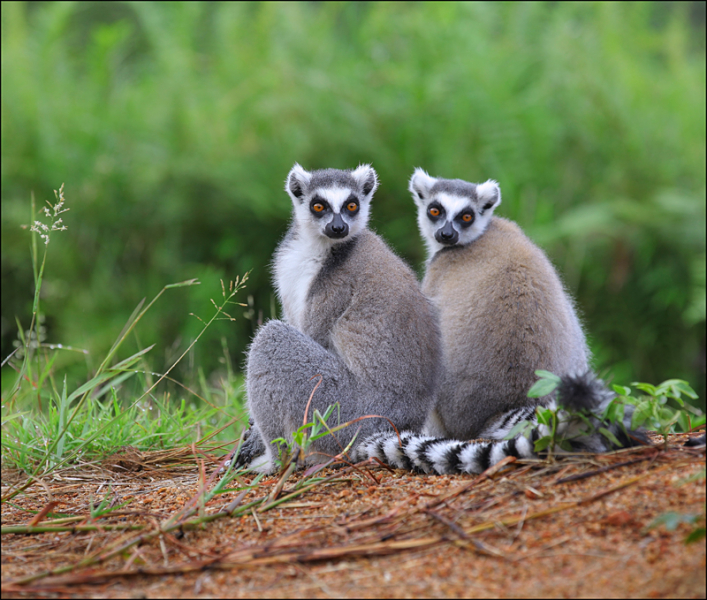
[30,184,69,244]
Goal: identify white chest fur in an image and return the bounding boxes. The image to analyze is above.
[273,230,329,331]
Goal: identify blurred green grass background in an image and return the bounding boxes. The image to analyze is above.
[1,2,705,404]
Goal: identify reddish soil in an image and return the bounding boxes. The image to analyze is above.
[2,435,705,598]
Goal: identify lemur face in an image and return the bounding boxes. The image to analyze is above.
[286,164,378,243]
[409,168,501,258]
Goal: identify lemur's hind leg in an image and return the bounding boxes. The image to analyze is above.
[244,320,360,472]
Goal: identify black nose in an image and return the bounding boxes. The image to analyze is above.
[435,222,458,245]
[325,213,349,239]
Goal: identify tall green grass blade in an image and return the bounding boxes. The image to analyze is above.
[106,298,146,361]
[110,345,156,371]
[55,376,68,460]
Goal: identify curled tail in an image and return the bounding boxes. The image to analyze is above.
[354,372,647,475]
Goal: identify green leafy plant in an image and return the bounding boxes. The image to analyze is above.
[505,370,704,457]
[611,380,702,444]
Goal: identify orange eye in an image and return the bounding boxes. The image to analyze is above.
[462,213,473,222]
[313,203,324,212]
[429,207,440,217]
[347,202,358,212]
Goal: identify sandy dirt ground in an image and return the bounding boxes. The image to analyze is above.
[2,434,705,598]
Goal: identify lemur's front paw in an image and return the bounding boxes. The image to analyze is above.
[219,422,266,474]
[234,431,266,467]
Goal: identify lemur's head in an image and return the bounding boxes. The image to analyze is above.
[409,168,501,258]
[285,164,378,243]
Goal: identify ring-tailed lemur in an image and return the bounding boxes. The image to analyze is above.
[354,169,645,474]
[409,169,591,440]
[234,164,442,473]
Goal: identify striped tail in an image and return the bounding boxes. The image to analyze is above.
[353,429,538,474]
[354,372,647,475]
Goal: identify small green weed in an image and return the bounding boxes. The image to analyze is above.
[87,488,131,521]
[646,465,706,545]
[272,402,353,471]
[647,511,706,545]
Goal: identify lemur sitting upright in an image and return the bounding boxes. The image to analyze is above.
[352,170,646,474]
[234,164,442,473]
[411,169,590,441]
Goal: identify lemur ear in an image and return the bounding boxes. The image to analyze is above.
[285,163,312,204]
[351,164,378,198]
[476,180,501,213]
[409,168,437,207]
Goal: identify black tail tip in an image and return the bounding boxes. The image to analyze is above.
[684,433,706,447]
[556,371,613,411]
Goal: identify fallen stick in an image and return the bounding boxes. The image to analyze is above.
[2,523,144,535]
